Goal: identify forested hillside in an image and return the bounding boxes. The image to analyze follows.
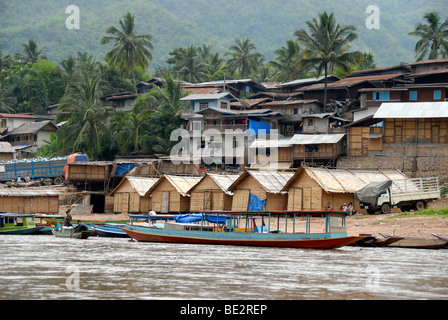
[0,0,443,68]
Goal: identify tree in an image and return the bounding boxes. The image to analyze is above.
[57,75,113,159]
[15,39,47,64]
[100,12,154,92]
[270,39,307,82]
[294,12,361,111]
[225,38,264,78]
[167,45,207,83]
[408,12,448,61]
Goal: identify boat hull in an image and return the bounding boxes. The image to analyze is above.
[0,226,43,235]
[122,225,364,249]
[52,229,90,239]
[94,225,129,238]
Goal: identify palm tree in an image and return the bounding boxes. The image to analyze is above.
[270,39,307,82]
[57,75,113,159]
[294,12,361,111]
[408,12,448,61]
[225,38,264,79]
[15,39,47,63]
[169,45,207,83]
[0,44,13,70]
[100,12,154,92]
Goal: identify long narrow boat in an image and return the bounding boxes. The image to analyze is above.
[0,213,43,235]
[51,226,90,239]
[122,211,365,249]
[94,224,129,238]
[387,237,448,249]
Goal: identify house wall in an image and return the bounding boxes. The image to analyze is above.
[231,175,287,211]
[150,178,190,213]
[112,179,151,214]
[0,196,59,214]
[189,175,232,211]
[286,171,357,212]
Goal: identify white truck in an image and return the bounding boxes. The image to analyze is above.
[355,177,441,214]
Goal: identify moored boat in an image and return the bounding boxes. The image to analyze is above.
[94,224,129,238]
[122,211,365,249]
[352,233,404,247]
[0,213,43,235]
[387,237,448,249]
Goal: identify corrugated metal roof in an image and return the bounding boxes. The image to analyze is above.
[374,102,448,118]
[207,173,240,194]
[180,93,232,101]
[0,188,61,197]
[249,139,292,148]
[288,134,345,145]
[110,176,159,197]
[164,175,202,196]
[282,167,408,193]
[299,74,403,91]
[248,171,294,194]
[229,170,294,194]
[0,142,16,153]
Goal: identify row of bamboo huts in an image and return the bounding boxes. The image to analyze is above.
[0,166,409,215]
[107,167,408,214]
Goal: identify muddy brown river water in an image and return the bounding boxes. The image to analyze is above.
[0,234,447,300]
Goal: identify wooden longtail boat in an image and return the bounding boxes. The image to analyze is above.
[122,211,365,249]
[51,226,90,239]
[94,224,129,238]
[0,213,43,235]
[387,237,448,249]
[352,233,404,247]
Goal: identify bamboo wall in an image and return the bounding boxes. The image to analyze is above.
[68,163,112,181]
[286,171,356,211]
[112,179,151,214]
[0,196,59,214]
[189,175,232,211]
[150,178,190,213]
[348,126,383,156]
[231,175,287,211]
[349,118,448,157]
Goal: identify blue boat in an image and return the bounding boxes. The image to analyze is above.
[94,224,130,238]
[122,211,365,249]
[0,213,43,235]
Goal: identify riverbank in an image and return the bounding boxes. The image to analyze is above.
[66,198,448,240]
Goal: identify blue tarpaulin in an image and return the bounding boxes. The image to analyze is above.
[174,213,227,225]
[115,163,135,175]
[248,193,266,211]
[247,120,270,136]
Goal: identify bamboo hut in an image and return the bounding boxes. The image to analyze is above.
[188,173,240,211]
[281,166,408,212]
[145,175,202,213]
[109,176,159,214]
[227,170,294,211]
[0,188,60,214]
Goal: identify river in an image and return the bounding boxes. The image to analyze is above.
[0,234,447,300]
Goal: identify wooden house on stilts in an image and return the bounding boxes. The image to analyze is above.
[188,173,240,212]
[145,175,202,213]
[227,170,294,211]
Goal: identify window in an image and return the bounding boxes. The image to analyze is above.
[434,90,442,100]
[220,102,228,109]
[199,102,209,110]
[294,108,298,115]
[372,91,390,100]
[409,91,417,101]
